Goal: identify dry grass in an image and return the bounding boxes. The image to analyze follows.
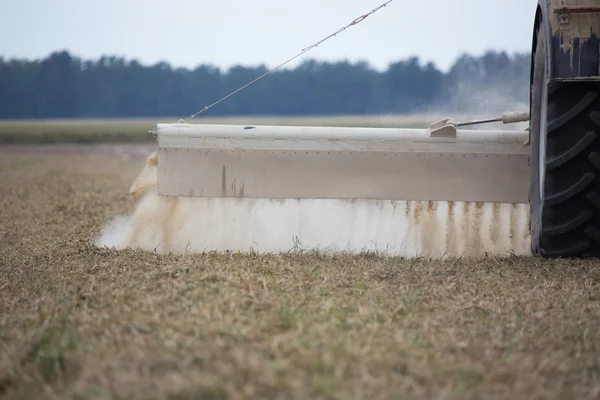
[0,114,477,145]
[0,147,599,400]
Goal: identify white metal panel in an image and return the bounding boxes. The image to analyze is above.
[155,123,530,204]
[155,124,529,153]
[155,123,528,144]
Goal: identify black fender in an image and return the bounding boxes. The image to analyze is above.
[532,0,600,82]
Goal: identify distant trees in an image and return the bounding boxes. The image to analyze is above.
[0,50,530,119]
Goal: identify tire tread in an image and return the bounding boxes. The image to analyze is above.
[538,83,600,257]
[547,91,597,134]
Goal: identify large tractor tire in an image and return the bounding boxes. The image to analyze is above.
[529,21,600,258]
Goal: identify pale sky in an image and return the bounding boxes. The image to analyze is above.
[1,0,538,72]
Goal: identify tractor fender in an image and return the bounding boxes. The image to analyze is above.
[534,0,600,81]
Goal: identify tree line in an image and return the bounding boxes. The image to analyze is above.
[0,50,531,119]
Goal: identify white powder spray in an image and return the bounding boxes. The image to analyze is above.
[96,215,133,250]
[95,150,532,259]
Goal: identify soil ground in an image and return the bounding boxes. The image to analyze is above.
[0,143,599,400]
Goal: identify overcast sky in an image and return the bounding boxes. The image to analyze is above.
[1,0,538,72]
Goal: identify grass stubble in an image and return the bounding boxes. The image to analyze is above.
[0,148,599,400]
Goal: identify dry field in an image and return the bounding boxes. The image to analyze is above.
[0,113,503,145]
[0,141,600,400]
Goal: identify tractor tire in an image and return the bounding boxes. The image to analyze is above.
[530,21,600,258]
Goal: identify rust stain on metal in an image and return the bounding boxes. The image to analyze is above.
[221,165,227,197]
[460,203,470,254]
[470,202,483,254]
[490,203,501,244]
[427,200,436,213]
[445,201,457,255]
[509,203,519,250]
[419,200,441,258]
[553,6,600,14]
[231,178,239,197]
[412,201,423,225]
[404,201,411,217]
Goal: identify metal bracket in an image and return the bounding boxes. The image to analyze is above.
[429,118,457,138]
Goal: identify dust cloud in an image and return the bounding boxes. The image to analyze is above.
[96,150,532,259]
[428,78,530,131]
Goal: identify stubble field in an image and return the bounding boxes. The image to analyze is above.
[0,118,599,400]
